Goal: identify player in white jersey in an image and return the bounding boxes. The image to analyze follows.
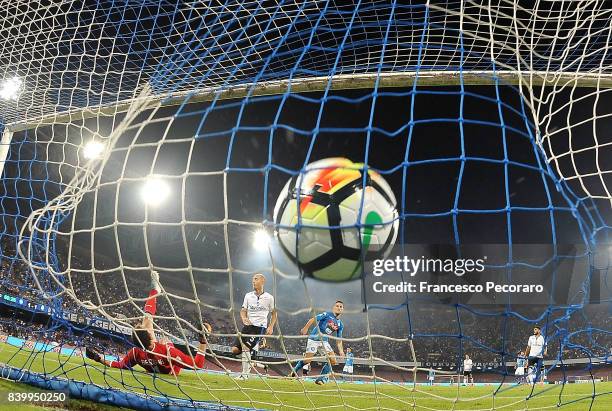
[524,325,546,385]
[232,273,277,379]
[302,361,310,376]
[462,354,474,386]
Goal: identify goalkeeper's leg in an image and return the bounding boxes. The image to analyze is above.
[139,270,161,332]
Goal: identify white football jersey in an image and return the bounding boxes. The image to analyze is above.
[242,291,274,327]
[463,359,473,371]
[527,335,545,358]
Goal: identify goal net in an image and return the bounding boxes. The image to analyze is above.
[0,1,610,410]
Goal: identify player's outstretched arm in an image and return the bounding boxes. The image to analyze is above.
[198,322,212,351]
[109,348,139,369]
[86,346,136,369]
[337,340,344,358]
[85,347,104,364]
[240,307,252,326]
[267,309,277,335]
[336,322,345,357]
[300,318,315,335]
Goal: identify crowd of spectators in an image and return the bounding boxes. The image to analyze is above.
[0,238,609,368]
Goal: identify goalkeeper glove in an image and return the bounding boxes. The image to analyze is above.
[85,347,103,363]
[199,323,212,343]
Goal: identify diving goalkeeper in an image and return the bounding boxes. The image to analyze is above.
[85,271,212,375]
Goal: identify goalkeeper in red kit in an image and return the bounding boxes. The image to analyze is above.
[85,271,212,375]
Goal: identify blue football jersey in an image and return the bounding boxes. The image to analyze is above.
[309,311,344,341]
[345,352,354,366]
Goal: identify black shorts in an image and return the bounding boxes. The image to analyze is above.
[463,371,472,377]
[528,357,543,369]
[233,325,266,351]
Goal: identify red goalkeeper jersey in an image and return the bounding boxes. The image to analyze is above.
[109,342,205,375]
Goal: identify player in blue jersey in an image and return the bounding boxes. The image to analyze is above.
[515,351,527,384]
[342,347,354,381]
[427,368,435,386]
[290,301,345,385]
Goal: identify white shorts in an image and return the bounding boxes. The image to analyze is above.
[515,368,525,376]
[342,365,353,374]
[306,339,333,354]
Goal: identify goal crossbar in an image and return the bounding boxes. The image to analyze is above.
[7,70,612,133]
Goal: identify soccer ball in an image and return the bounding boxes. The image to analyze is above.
[273,158,398,281]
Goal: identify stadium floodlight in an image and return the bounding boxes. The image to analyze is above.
[253,229,271,251]
[82,141,105,160]
[0,76,23,100]
[141,177,169,207]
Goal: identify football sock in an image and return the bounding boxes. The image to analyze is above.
[150,270,161,292]
[293,360,304,373]
[144,289,158,316]
[242,351,251,375]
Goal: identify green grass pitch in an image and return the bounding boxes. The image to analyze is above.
[0,343,609,410]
